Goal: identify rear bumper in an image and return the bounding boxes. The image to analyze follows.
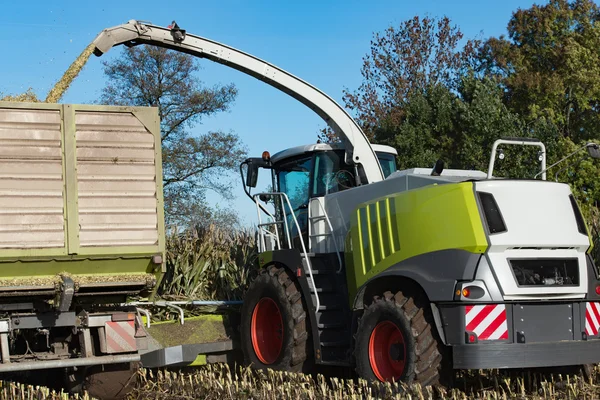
[453,340,600,369]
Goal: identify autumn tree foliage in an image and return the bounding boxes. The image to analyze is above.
[100,45,247,228]
[342,15,480,140]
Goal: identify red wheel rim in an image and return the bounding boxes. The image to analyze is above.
[251,297,283,364]
[369,321,406,382]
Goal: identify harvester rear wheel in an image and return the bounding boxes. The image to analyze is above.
[354,289,447,387]
[240,264,311,373]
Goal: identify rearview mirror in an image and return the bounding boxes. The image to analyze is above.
[587,143,600,159]
[246,161,259,188]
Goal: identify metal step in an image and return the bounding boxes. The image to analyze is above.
[319,328,351,348]
[302,254,341,274]
[312,293,344,310]
[316,310,347,329]
[319,347,351,366]
[304,262,337,275]
[307,275,334,293]
[317,303,343,311]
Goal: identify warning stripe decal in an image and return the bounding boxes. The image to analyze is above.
[465,304,508,340]
[585,302,600,336]
[105,320,137,353]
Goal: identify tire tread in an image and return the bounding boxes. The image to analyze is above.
[355,288,446,387]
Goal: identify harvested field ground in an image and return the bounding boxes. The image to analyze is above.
[126,365,600,400]
[4,363,600,399]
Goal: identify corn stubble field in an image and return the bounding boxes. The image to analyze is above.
[4,41,600,400]
[4,363,600,399]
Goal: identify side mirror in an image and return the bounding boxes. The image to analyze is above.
[246,161,259,188]
[587,143,600,159]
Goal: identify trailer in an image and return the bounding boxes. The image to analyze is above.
[0,102,237,398]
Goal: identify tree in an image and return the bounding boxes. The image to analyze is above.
[100,45,247,229]
[375,73,554,176]
[477,0,600,141]
[342,15,480,140]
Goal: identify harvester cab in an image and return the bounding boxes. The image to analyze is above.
[240,142,398,252]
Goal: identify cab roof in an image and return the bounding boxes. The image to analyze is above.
[269,142,397,164]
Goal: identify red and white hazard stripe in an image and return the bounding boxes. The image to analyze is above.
[105,320,137,353]
[585,302,600,336]
[465,304,508,340]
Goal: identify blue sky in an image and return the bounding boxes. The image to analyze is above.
[0,0,541,226]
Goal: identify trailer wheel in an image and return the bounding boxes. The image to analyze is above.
[354,290,445,387]
[66,362,139,400]
[241,264,311,373]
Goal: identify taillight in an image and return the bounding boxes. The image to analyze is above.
[465,331,478,344]
[477,192,507,234]
[569,195,588,235]
[455,283,486,300]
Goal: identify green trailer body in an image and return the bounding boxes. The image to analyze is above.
[0,102,165,298]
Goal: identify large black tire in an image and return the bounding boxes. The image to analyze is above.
[354,290,447,387]
[240,264,312,373]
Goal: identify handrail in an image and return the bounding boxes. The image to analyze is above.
[253,193,289,250]
[253,195,281,252]
[252,192,320,311]
[487,138,546,180]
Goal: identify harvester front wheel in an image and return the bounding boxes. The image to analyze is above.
[240,264,311,373]
[354,290,446,387]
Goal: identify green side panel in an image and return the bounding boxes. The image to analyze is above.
[0,258,155,285]
[346,182,488,300]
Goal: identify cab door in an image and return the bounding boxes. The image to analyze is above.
[275,154,313,249]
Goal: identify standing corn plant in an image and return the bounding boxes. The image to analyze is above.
[160,224,258,301]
